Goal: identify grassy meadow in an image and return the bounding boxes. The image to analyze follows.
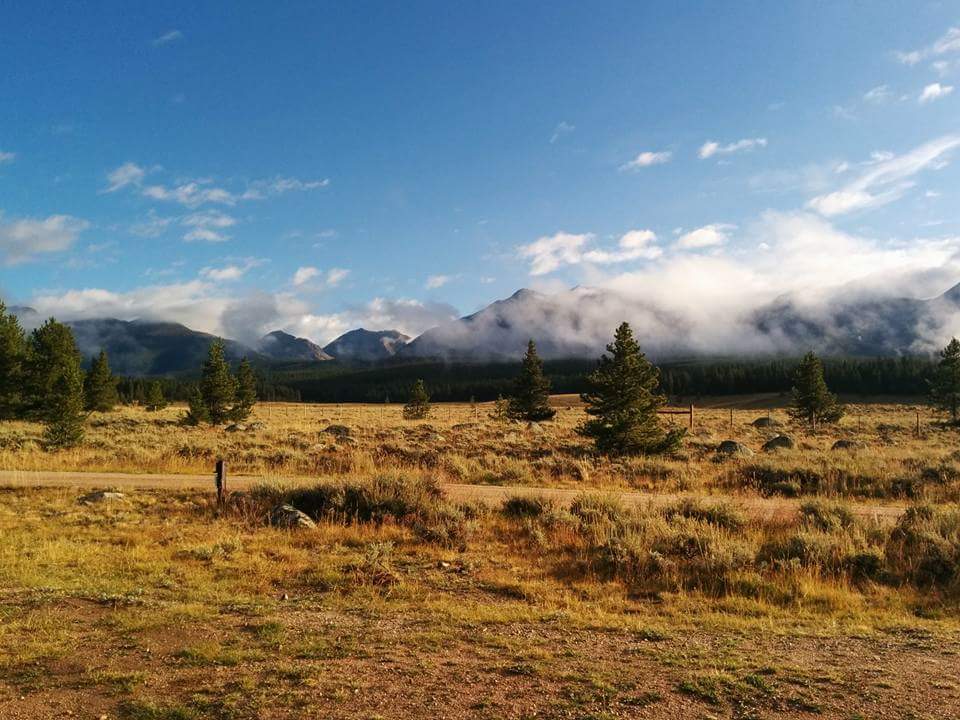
[1,396,960,718]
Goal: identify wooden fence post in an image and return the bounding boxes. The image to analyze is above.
[215,459,226,508]
[689,404,694,430]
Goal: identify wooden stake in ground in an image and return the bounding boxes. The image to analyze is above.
[215,459,226,508]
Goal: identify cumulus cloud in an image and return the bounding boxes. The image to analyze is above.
[698,137,767,159]
[920,82,954,103]
[292,266,350,289]
[425,274,453,289]
[199,258,263,282]
[103,162,146,193]
[519,230,662,275]
[180,210,237,242]
[675,224,734,249]
[808,134,960,216]
[292,267,320,286]
[0,213,89,264]
[619,151,672,170]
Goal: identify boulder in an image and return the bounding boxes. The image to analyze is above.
[270,504,316,530]
[762,434,795,452]
[323,424,351,438]
[751,417,781,428]
[80,490,126,504]
[225,423,247,433]
[717,440,754,457]
[832,439,866,451]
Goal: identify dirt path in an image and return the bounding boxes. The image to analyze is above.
[0,469,907,521]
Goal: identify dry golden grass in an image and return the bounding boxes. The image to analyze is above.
[1,396,959,717]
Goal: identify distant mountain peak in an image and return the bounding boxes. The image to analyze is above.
[258,330,332,362]
[323,328,410,362]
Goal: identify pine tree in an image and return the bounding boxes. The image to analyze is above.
[199,339,236,424]
[182,385,209,425]
[23,318,84,421]
[930,337,960,424]
[403,379,431,420]
[84,350,119,412]
[44,361,86,448]
[579,322,683,456]
[145,381,167,412]
[231,358,257,421]
[489,394,509,424]
[789,351,844,427]
[0,302,26,419]
[507,340,556,422]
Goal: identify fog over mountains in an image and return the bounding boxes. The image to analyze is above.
[9,278,960,375]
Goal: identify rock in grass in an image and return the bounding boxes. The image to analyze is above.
[717,440,754,457]
[246,421,266,431]
[270,504,316,529]
[225,423,247,432]
[762,435,795,452]
[324,424,351,438]
[80,490,126,504]
[832,439,866,451]
[752,417,780,428]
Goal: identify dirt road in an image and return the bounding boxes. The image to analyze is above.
[0,469,907,522]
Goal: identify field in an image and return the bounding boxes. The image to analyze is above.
[1,396,960,719]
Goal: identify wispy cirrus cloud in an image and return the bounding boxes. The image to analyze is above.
[153,30,184,47]
[896,26,960,66]
[808,134,960,216]
[698,137,767,160]
[180,210,237,243]
[292,266,350,288]
[549,121,575,144]
[0,150,15,165]
[619,150,672,171]
[103,162,146,193]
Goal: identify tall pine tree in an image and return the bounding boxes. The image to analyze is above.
[145,381,167,412]
[403,379,431,420]
[0,302,26,419]
[508,340,556,422]
[231,358,257,421]
[789,351,844,427]
[84,350,119,412]
[44,358,86,448]
[24,318,84,421]
[199,339,236,424]
[930,337,960,424]
[579,322,683,455]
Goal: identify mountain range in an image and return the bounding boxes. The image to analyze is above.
[9,282,959,375]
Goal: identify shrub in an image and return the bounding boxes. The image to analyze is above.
[502,494,555,519]
[799,500,854,533]
[885,504,960,590]
[665,497,745,531]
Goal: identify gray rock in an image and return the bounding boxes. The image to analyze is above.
[271,504,316,529]
[717,440,754,457]
[832,439,866,451]
[752,417,781,428]
[762,434,795,452]
[80,490,126,504]
[225,424,247,433]
[324,424,351,437]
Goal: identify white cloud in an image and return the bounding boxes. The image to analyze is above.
[179,210,236,242]
[143,181,236,208]
[103,162,146,193]
[518,230,661,275]
[0,213,89,264]
[240,176,330,200]
[292,266,320,286]
[897,27,960,65]
[549,121,575,144]
[619,150,672,171]
[698,137,767,159]
[920,82,954,103]
[0,151,15,165]
[201,266,247,282]
[153,30,184,46]
[808,134,960,216]
[675,224,734,249]
[326,268,349,286]
[130,210,174,238]
[863,85,892,103]
[425,274,453,289]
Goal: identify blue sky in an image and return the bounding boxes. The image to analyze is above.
[1,1,959,343]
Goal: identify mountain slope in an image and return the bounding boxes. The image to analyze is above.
[323,328,410,361]
[259,330,332,362]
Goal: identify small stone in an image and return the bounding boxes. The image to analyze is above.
[437,561,451,570]
[270,504,316,530]
[717,440,754,457]
[79,490,125,504]
[324,424,351,437]
[832,439,866,451]
[751,417,780,428]
[224,423,246,433]
[762,435,795,452]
